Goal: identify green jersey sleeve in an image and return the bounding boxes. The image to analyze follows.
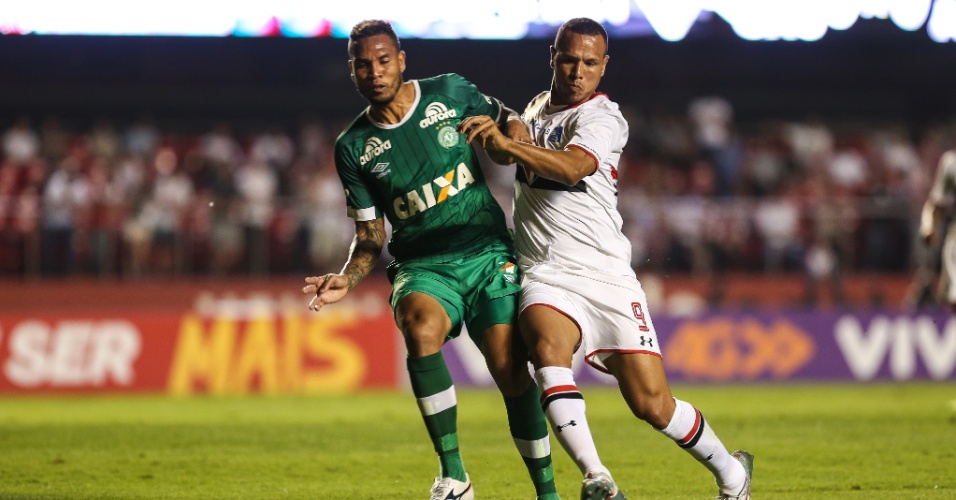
[334,131,382,221]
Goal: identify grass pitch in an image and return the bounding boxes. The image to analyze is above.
[1,383,954,499]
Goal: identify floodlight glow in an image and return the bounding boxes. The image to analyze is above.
[860,0,891,19]
[888,0,933,30]
[0,0,954,41]
[786,1,831,41]
[634,0,702,42]
[928,0,956,41]
[456,1,533,40]
[827,0,864,31]
[536,0,630,26]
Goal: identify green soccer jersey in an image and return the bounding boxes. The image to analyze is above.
[334,73,512,262]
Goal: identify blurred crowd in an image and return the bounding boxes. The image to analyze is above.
[2,98,955,300]
[0,113,354,278]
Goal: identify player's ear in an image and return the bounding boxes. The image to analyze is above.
[602,55,609,77]
[399,50,406,74]
[348,60,356,82]
[549,46,556,68]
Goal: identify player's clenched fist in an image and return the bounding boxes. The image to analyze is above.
[458,115,514,165]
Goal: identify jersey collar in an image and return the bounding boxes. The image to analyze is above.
[366,80,422,130]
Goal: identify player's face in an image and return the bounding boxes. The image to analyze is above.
[349,34,406,106]
[549,32,608,106]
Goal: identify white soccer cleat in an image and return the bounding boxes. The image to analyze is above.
[429,473,474,500]
[581,470,625,499]
[716,450,753,500]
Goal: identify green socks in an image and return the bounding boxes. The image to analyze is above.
[407,353,466,481]
[504,382,558,498]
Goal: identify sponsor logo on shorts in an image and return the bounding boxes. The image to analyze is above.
[499,262,517,283]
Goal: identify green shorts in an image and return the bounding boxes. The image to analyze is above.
[386,242,521,345]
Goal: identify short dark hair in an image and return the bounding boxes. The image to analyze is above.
[348,20,401,58]
[555,18,608,55]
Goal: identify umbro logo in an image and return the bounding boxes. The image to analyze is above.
[372,162,391,178]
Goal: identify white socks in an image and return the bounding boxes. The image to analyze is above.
[660,398,746,493]
[534,366,608,476]
[536,367,744,494]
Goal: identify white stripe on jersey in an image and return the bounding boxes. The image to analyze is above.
[514,91,633,277]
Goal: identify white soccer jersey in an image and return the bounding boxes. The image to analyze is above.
[928,150,956,209]
[928,150,956,302]
[513,91,632,277]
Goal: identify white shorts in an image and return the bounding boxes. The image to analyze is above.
[519,263,661,373]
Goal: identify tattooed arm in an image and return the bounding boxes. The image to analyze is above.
[302,218,386,312]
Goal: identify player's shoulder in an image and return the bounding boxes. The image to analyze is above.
[575,93,626,124]
[942,149,956,168]
[579,92,622,115]
[936,149,956,180]
[334,112,372,152]
[417,73,473,94]
[523,91,551,118]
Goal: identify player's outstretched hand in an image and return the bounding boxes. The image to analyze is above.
[302,274,350,312]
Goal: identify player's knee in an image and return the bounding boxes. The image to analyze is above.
[485,355,530,394]
[628,391,672,429]
[526,336,574,368]
[397,314,447,356]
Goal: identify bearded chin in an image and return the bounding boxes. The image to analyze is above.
[361,86,397,106]
[369,93,395,105]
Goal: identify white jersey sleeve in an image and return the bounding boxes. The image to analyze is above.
[513,92,634,277]
[928,150,956,207]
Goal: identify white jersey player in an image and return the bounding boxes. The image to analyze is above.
[513,90,633,279]
[919,149,956,310]
[460,17,753,500]
[513,89,654,372]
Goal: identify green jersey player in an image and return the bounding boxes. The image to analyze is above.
[301,20,558,500]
